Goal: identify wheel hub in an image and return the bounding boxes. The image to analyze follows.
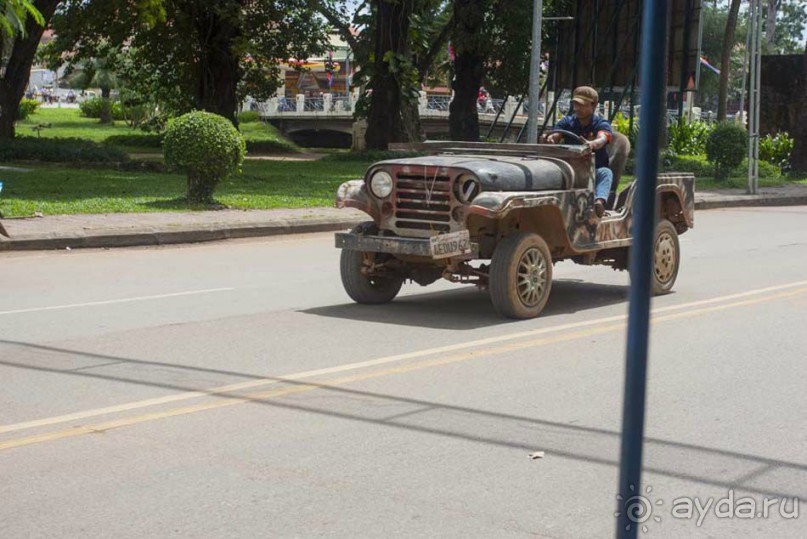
[654,232,676,283]
[517,248,547,306]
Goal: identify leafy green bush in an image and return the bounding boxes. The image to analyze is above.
[611,112,638,148]
[17,98,40,121]
[79,97,124,120]
[163,111,246,204]
[668,120,714,156]
[759,132,794,173]
[237,111,260,123]
[756,159,780,178]
[706,122,747,180]
[0,137,129,164]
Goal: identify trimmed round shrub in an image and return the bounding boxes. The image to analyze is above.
[706,122,747,180]
[163,111,246,204]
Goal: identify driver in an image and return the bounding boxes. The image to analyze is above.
[540,86,613,218]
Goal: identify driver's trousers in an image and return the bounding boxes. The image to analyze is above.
[595,167,613,201]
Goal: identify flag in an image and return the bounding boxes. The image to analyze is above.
[700,56,721,76]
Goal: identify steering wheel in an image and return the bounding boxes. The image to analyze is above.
[547,128,589,145]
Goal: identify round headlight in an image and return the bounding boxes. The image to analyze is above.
[369,170,393,198]
[455,175,480,203]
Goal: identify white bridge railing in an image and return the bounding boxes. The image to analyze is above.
[255,92,544,124]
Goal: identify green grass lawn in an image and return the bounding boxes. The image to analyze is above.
[15,107,297,154]
[0,159,373,217]
[3,110,805,217]
[17,108,138,143]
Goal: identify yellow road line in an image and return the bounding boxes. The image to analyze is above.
[1,286,805,452]
[2,279,807,436]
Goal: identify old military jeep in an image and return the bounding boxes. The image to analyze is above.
[334,134,694,319]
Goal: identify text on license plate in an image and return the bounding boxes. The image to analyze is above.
[429,230,471,259]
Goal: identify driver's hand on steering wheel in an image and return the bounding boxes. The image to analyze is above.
[540,133,558,144]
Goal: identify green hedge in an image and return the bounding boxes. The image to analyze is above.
[245,139,297,154]
[0,137,129,164]
[323,150,426,162]
[103,133,164,148]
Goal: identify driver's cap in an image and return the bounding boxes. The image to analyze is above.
[572,86,598,105]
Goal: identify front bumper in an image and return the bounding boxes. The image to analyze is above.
[335,232,479,259]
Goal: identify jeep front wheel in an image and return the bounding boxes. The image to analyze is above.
[652,219,680,295]
[339,222,404,305]
[489,232,553,319]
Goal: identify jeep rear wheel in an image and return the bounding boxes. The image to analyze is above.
[652,219,680,295]
[489,232,553,319]
[340,223,403,304]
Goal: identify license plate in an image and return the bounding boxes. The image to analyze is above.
[429,230,471,259]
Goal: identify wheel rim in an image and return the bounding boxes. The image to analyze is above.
[517,247,548,307]
[654,231,676,284]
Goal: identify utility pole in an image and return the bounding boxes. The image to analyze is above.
[526,0,543,143]
[747,0,762,194]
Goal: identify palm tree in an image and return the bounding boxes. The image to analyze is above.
[67,56,118,123]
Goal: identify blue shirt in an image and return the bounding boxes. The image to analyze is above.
[555,114,613,169]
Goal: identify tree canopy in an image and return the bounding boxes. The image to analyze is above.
[45,0,329,125]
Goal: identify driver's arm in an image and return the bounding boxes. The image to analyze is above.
[586,130,611,151]
[540,132,563,144]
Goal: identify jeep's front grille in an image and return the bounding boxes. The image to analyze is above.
[394,173,453,232]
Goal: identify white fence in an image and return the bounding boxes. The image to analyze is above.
[255,92,542,123]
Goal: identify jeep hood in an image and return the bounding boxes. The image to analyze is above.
[371,155,574,192]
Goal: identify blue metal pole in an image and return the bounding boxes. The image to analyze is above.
[614,1,668,538]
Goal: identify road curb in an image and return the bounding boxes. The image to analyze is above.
[694,195,807,210]
[0,218,364,251]
[2,195,805,251]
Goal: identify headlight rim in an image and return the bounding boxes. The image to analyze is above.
[368,169,393,199]
[455,174,481,203]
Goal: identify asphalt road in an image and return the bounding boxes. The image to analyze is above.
[1,207,806,538]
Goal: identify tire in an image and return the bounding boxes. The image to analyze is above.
[489,232,553,319]
[340,225,403,304]
[652,219,680,295]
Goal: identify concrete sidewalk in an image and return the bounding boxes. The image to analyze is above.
[2,184,807,251]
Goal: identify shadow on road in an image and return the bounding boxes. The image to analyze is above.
[1,336,805,501]
[301,279,631,330]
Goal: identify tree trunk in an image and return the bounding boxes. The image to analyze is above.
[99,87,113,124]
[365,0,416,150]
[187,172,218,205]
[449,0,485,141]
[193,2,242,128]
[0,0,61,139]
[765,0,780,51]
[717,0,742,121]
[791,44,807,172]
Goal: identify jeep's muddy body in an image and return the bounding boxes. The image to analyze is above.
[334,139,694,319]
